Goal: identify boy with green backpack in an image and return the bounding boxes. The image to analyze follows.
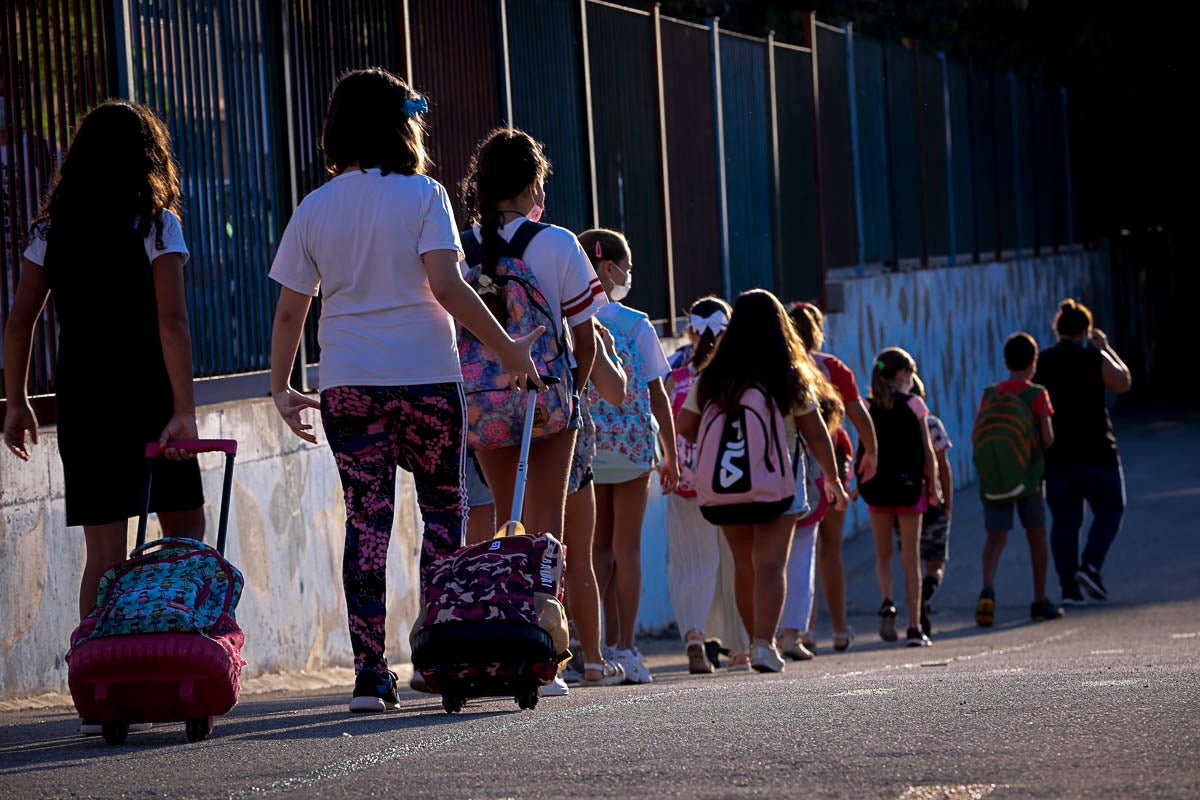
[972,333,1064,625]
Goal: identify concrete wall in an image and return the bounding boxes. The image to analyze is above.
[0,250,1109,700]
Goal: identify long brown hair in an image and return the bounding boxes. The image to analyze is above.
[33,100,180,249]
[868,347,917,411]
[697,289,823,415]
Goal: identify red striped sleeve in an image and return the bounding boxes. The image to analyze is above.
[563,280,605,318]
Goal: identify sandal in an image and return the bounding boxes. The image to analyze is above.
[578,660,625,687]
[833,627,854,652]
[687,640,715,674]
[727,651,751,672]
[704,638,727,669]
[800,631,818,655]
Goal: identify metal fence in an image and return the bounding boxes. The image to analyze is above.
[1,1,1077,399]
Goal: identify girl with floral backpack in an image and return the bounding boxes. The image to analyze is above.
[580,228,679,685]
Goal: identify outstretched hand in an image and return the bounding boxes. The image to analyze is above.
[274,388,322,444]
[500,327,547,392]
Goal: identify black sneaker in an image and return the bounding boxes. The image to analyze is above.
[906,626,932,647]
[1075,564,1108,601]
[920,600,932,636]
[1031,598,1065,622]
[975,587,996,627]
[349,669,400,712]
[878,599,899,642]
[1061,585,1088,607]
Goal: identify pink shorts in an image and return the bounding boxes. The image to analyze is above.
[867,484,929,516]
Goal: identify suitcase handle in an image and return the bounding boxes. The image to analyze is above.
[137,439,238,556]
[503,376,561,533]
[144,439,238,458]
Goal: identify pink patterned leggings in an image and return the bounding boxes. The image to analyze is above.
[321,383,467,675]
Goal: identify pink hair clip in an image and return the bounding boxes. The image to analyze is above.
[595,241,603,259]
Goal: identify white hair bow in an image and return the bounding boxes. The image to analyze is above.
[689,311,728,337]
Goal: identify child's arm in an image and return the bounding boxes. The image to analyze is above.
[921,418,942,506]
[648,377,679,494]
[845,397,878,482]
[1,259,50,461]
[590,323,626,405]
[796,411,849,511]
[152,252,200,456]
[570,319,597,394]
[677,409,700,442]
[1038,414,1054,450]
[936,448,953,514]
[270,287,322,443]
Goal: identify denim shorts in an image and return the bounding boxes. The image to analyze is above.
[984,489,1046,532]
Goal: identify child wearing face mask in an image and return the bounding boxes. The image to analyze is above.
[578,228,679,685]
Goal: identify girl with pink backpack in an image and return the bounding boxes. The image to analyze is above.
[677,290,848,673]
[665,296,750,673]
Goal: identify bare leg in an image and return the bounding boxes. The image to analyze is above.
[749,515,798,643]
[564,484,606,681]
[1025,524,1050,601]
[476,430,576,539]
[981,530,1009,590]
[609,473,651,650]
[722,525,756,641]
[465,503,496,546]
[80,522,129,620]
[897,513,923,631]
[593,483,618,648]
[870,511,897,603]
[814,506,849,637]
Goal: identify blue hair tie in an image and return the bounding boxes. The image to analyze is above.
[403,96,429,117]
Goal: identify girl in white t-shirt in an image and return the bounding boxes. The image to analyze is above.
[268,69,541,713]
[578,228,680,685]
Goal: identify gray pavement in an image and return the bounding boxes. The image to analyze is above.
[2,407,1198,799]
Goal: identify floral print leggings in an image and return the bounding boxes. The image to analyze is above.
[321,383,468,676]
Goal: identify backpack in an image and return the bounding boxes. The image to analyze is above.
[411,532,569,686]
[972,384,1044,501]
[459,222,574,450]
[589,305,658,468]
[69,538,244,648]
[668,365,698,498]
[694,386,795,525]
[856,392,926,508]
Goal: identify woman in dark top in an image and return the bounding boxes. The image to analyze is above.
[1033,298,1131,604]
[3,101,205,630]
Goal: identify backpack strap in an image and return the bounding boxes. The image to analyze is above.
[461,221,550,268]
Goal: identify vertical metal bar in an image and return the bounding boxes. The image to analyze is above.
[940,52,955,267]
[1008,72,1023,258]
[845,23,865,276]
[578,0,599,228]
[650,4,675,332]
[1061,87,1075,249]
[708,17,730,299]
[398,0,413,81]
[803,12,826,300]
[216,452,235,555]
[498,0,513,127]
[765,30,785,295]
[111,0,133,98]
[913,44,928,269]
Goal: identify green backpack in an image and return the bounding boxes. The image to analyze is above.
[971,384,1044,501]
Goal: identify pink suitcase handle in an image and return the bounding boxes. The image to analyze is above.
[145,439,238,458]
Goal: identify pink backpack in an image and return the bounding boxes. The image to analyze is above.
[694,385,796,525]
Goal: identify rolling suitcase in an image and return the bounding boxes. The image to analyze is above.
[67,439,245,744]
[410,380,570,714]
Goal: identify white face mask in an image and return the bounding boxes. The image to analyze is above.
[609,264,632,301]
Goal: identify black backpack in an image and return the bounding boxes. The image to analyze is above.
[856,392,926,508]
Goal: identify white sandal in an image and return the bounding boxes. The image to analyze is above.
[578,661,625,687]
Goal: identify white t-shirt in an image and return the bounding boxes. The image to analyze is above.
[269,169,465,389]
[23,209,191,267]
[595,302,671,383]
[465,216,606,340]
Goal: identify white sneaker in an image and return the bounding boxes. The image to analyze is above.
[540,674,570,697]
[613,647,654,684]
[750,643,786,673]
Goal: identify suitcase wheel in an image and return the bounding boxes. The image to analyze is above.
[185,716,213,742]
[102,720,128,746]
[515,690,539,711]
[441,694,465,715]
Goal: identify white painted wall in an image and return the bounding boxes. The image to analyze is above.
[0,251,1110,699]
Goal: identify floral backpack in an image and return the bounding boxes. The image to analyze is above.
[459,222,574,450]
[589,304,658,468]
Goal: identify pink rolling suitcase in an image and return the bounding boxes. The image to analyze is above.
[67,439,245,744]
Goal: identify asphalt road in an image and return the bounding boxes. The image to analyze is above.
[2,407,1198,800]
